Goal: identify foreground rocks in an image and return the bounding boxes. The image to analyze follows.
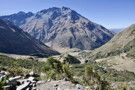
[0,71,39,90]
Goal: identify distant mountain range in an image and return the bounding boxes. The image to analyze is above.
[110,28,125,33]
[0,7,115,50]
[0,19,59,55]
[88,24,135,60]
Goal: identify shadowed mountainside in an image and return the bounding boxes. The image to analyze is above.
[0,19,59,55]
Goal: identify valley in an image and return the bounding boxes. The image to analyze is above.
[0,4,135,90]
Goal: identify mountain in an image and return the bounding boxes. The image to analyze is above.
[0,19,59,55]
[1,11,34,26]
[87,24,135,60]
[110,28,124,33]
[0,7,115,50]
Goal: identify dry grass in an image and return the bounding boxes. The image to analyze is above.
[96,53,135,73]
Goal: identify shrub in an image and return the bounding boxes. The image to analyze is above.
[0,77,6,90]
[8,61,23,76]
[46,69,63,80]
[0,66,3,71]
[85,65,93,79]
[62,63,73,81]
[47,69,57,80]
[47,57,62,72]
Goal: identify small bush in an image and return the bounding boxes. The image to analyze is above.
[47,57,62,73]
[62,63,73,81]
[0,77,6,90]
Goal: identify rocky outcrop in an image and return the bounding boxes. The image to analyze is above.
[0,71,39,90]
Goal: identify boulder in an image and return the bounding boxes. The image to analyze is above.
[9,76,22,81]
[16,82,31,90]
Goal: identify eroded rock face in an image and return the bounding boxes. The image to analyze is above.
[0,7,115,50]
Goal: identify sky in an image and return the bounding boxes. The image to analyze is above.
[0,0,135,29]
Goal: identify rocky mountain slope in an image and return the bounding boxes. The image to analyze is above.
[0,7,115,50]
[0,11,34,26]
[87,24,135,60]
[0,19,59,55]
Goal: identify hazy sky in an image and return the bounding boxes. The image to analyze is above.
[0,0,135,29]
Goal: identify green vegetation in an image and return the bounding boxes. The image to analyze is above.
[126,47,135,58]
[8,61,23,76]
[0,77,6,90]
[0,55,45,78]
[59,54,81,64]
[62,63,73,81]
[0,54,134,89]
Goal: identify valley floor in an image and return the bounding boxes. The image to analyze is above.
[96,53,135,73]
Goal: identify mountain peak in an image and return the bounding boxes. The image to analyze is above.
[17,11,26,14]
[62,6,70,10]
[0,7,115,51]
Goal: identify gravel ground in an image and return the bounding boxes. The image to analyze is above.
[34,80,86,90]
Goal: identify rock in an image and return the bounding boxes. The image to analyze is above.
[8,76,22,86]
[24,73,30,78]
[16,82,31,90]
[57,87,63,90]
[53,83,59,87]
[76,84,83,89]
[63,78,68,81]
[29,71,35,76]
[36,81,43,85]
[9,76,22,81]
[33,83,36,87]
[85,86,89,89]
[3,85,11,90]
[6,80,10,84]
[32,88,37,90]
[16,81,21,86]
[47,79,51,82]
[28,77,38,82]
[29,71,39,77]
